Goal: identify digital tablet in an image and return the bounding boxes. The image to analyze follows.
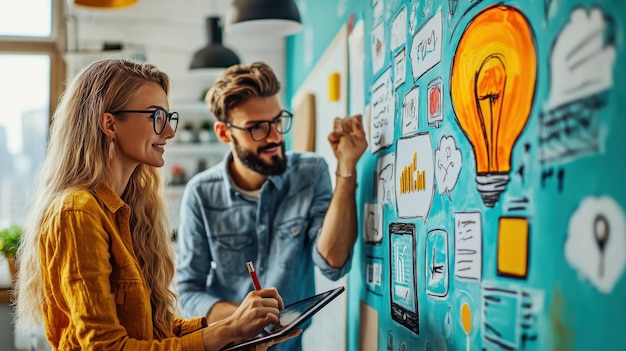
[220,286,345,351]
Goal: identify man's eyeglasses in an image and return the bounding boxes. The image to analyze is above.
[226,110,293,142]
[112,108,179,135]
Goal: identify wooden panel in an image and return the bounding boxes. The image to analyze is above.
[0,289,12,304]
[292,93,316,152]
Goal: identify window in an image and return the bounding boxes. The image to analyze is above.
[0,0,65,228]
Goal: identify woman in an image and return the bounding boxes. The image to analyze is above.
[14,59,296,350]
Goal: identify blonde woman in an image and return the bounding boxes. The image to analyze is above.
[14,59,297,351]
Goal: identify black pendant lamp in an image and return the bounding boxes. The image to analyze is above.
[190,17,241,70]
[226,0,303,36]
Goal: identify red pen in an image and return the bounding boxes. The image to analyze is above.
[246,261,262,290]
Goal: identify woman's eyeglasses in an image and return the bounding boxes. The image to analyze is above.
[113,108,179,135]
[226,110,293,141]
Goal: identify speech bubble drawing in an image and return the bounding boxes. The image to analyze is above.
[434,135,462,199]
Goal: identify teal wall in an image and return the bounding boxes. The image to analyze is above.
[287,0,626,350]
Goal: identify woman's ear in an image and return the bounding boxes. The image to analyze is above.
[99,112,117,139]
[214,121,231,143]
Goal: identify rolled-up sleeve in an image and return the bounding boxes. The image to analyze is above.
[308,158,353,281]
[173,317,207,350]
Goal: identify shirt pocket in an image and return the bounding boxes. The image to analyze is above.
[112,279,149,339]
[276,218,308,271]
[212,232,255,275]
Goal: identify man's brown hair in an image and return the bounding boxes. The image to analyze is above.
[206,61,281,123]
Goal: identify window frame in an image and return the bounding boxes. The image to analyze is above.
[0,0,66,124]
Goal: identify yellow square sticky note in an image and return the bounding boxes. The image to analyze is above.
[497,217,529,278]
[328,72,340,102]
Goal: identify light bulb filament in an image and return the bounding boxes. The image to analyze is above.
[475,55,507,172]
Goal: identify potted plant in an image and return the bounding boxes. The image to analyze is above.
[0,224,22,280]
[198,120,216,143]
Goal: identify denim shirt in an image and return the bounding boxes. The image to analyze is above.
[176,151,352,350]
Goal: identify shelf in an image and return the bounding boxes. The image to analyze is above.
[165,142,229,156]
[171,100,211,112]
[165,185,186,197]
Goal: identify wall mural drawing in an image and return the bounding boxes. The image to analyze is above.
[444,306,453,338]
[377,152,396,206]
[565,196,626,293]
[461,302,472,351]
[288,0,626,349]
[389,222,419,334]
[410,8,443,81]
[365,255,384,296]
[391,6,408,52]
[539,6,616,163]
[448,0,459,24]
[450,5,537,208]
[395,133,435,219]
[434,135,462,200]
[371,21,386,75]
[425,229,450,298]
[454,290,477,351]
[504,196,529,213]
[401,86,419,135]
[481,282,544,350]
[513,143,530,185]
[454,212,482,281]
[540,166,564,192]
[497,217,530,279]
[422,0,435,19]
[363,202,383,244]
[409,2,419,34]
[370,68,395,152]
[394,48,407,90]
[427,76,444,127]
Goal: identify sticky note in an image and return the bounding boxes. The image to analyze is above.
[497,217,529,278]
[328,72,340,101]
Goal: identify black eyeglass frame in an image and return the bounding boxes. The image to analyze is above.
[112,108,179,135]
[225,110,293,142]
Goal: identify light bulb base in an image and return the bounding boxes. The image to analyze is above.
[476,173,510,208]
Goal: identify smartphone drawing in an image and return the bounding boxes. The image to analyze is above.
[389,222,419,334]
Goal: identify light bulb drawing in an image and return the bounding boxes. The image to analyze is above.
[450,5,537,207]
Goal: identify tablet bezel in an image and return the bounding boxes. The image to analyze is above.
[220,286,345,351]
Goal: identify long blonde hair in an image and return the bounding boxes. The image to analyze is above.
[15,59,177,338]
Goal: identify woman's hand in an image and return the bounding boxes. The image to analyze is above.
[230,287,285,340]
[201,288,286,351]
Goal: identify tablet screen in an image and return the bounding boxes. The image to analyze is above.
[220,286,345,351]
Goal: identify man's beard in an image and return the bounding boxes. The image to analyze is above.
[232,135,287,176]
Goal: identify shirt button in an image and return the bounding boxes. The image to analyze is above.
[259,267,265,273]
[257,224,265,231]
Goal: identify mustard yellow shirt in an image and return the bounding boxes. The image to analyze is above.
[40,183,206,350]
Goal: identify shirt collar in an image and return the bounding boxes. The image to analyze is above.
[93,182,126,213]
[219,150,286,194]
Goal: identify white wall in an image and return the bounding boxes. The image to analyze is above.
[65,0,285,104]
[64,0,287,229]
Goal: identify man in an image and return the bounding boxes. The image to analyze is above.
[176,62,367,350]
